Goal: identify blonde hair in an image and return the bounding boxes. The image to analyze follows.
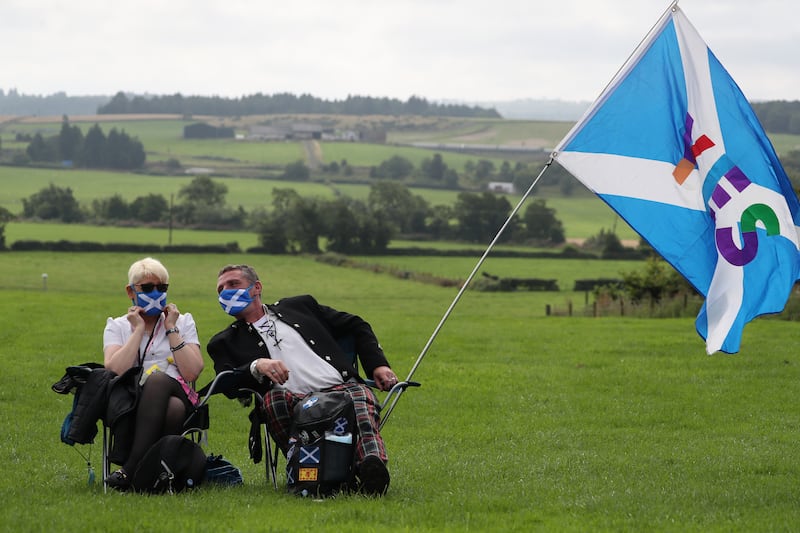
[128,257,170,285]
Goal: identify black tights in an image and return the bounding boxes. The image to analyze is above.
[122,372,192,473]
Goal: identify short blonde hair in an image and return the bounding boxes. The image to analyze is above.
[128,257,170,285]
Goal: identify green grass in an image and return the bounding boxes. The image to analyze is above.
[319,141,491,170]
[387,118,573,148]
[349,255,641,291]
[148,138,306,167]
[3,251,800,531]
[767,133,800,156]
[4,221,261,250]
[3,113,794,251]
[0,164,639,245]
[0,166,353,213]
[0,166,203,213]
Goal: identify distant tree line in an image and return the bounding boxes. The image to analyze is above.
[184,123,235,139]
[360,151,576,195]
[98,91,501,118]
[752,101,800,135]
[21,117,145,170]
[0,89,107,115]
[14,177,566,254]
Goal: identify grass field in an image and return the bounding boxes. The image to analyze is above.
[0,165,640,246]
[6,114,797,157]
[349,255,643,292]
[3,114,799,531]
[0,164,504,215]
[3,251,800,531]
[4,221,261,250]
[0,116,534,173]
[3,113,796,251]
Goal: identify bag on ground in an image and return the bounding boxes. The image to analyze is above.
[286,391,356,498]
[205,454,244,486]
[131,435,206,494]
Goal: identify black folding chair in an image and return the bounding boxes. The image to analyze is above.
[249,378,420,490]
[55,364,237,492]
[213,335,420,490]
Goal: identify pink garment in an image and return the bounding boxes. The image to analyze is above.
[175,374,199,406]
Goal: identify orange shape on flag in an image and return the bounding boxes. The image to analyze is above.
[672,158,695,184]
[299,467,318,481]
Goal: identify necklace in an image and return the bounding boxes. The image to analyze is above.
[257,311,283,350]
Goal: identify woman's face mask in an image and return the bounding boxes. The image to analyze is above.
[131,284,167,316]
[218,284,254,315]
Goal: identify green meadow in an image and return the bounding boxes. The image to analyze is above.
[4,115,800,529]
[0,164,640,246]
[1,116,541,172]
[4,221,260,250]
[3,251,800,531]
[4,114,797,248]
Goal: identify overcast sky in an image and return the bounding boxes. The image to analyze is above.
[1,0,797,104]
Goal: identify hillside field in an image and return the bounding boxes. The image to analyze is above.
[0,167,640,246]
[3,113,798,249]
[3,251,800,531]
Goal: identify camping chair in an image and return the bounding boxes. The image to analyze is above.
[219,335,420,490]
[53,364,235,492]
[246,377,419,490]
[99,369,242,492]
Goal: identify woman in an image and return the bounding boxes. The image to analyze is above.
[103,257,204,491]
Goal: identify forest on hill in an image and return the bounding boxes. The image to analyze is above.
[3,89,798,131]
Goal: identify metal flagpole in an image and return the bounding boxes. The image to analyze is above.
[379,155,556,428]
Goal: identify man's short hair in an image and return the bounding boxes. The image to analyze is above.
[218,264,259,284]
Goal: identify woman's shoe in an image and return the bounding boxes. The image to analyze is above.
[105,469,130,491]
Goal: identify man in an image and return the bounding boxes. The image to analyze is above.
[207,264,399,496]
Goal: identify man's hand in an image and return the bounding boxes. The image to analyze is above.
[372,366,399,391]
[254,358,290,385]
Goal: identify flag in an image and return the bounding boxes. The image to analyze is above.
[554,3,800,354]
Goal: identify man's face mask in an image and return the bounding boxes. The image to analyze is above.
[219,284,254,315]
[131,284,167,316]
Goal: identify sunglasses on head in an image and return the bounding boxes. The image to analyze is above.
[136,283,169,293]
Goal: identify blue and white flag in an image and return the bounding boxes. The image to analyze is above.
[299,446,321,465]
[554,3,800,354]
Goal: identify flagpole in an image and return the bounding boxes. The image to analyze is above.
[379,156,555,428]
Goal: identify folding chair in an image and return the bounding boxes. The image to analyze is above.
[230,335,421,490]
[246,378,419,490]
[99,370,236,492]
[98,369,247,492]
[52,363,234,492]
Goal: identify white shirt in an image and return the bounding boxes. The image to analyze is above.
[252,309,343,394]
[103,312,200,381]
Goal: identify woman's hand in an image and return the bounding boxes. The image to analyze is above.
[163,302,180,330]
[126,305,145,332]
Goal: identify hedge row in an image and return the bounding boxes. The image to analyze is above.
[573,278,625,291]
[9,240,242,254]
[372,246,601,259]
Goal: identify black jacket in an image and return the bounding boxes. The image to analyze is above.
[206,294,389,399]
[56,364,140,464]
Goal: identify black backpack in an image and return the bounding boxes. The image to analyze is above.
[131,435,207,494]
[286,391,357,498]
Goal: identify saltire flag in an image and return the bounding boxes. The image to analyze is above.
[553,2,800,354]
[218,287,251,314]
[299,446,321,464]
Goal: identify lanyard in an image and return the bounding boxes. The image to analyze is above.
[138,317,162,366]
